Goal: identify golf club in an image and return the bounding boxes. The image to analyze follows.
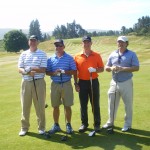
[33,77,50,138]
[59,73,68,141]
[33,77,38,101]
[107,72,118,134]
[88,73,96,137]
[32,77,48,109]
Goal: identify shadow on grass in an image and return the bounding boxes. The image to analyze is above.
[27,127,150,150]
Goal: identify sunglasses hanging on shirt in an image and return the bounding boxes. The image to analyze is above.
[118,55,121,64]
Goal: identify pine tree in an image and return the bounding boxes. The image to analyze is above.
[29,19,43,41]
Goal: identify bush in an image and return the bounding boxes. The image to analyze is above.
[3,30,29,52]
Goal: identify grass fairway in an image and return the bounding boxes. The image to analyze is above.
[0,36,150,150]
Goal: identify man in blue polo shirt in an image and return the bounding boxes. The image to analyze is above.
[46,39,77,134]
[103,36,139,132]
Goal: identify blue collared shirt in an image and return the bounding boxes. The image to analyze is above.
[106,49,139,82]
[47,52,76,83]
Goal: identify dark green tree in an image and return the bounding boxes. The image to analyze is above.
[52,20,87,39]
[3,30,28,52]
[133,16,150,35]
[121,26,127,35]
[53,25,62,39]
[29,20,34,36]
[29,19,43,41]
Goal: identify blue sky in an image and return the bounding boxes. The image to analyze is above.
[0,0,150,32]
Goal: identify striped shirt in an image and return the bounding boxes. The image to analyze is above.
[18,49,47,81]
[47,52,76,83]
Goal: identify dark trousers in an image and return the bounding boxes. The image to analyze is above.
[79,78,101,127]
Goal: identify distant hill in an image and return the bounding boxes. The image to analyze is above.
[86,29,108,33]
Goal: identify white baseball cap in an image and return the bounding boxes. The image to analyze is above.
[117,36,128,42]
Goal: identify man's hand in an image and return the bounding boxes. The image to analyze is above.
[54,69,65,76]
[22,67,31,75]
[25,67,31,73]
[60,69,65,74]
[111,66,123,73]
[88,67,96,73]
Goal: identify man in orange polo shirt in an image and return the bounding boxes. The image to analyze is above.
[74,36,104,132]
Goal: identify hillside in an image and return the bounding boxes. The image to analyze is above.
[38,36,150,65]
[0,36,150,66]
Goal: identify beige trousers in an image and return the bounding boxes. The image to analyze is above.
[20,78,46,131]
[106,79,133,128]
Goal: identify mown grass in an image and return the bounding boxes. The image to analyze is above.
[0,40,4,52]
[0,36,150,150]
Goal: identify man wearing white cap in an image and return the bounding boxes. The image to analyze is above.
[103,36,139,132]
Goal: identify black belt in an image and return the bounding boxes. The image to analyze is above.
[34,78,43,80]
[79,78,98,82]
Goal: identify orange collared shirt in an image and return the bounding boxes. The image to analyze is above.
[74,51,104,80]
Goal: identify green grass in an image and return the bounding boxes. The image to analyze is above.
[0,36,150,150]
[0,40,5,52]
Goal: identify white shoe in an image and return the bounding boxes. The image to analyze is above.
[102,123,113,129]
[38,130,45,135]
[19,130,27,136]
[121,127,131,132]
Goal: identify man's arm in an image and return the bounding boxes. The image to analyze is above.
[105,65,139,73]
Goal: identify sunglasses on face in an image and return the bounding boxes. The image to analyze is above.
[30,39,37,42]
[55,44,63,47]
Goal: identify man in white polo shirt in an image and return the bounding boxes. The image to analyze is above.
[18,35,47,136]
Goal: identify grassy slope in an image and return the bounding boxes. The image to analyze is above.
[0,36,150,150]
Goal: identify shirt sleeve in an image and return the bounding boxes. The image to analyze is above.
[97,54,104,67]
[40,52,47,68]
[69,56,77,70]
[18,53,24,68]
[132,52,140,67]
[46,58,52,71]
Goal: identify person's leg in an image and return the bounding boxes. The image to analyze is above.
[65,106,71,123]
[120,79,133,129]
[53,106,60,123]
[90,79,100,128]
[62,81,74,134]
[79,80,89,127]
[51,82,62,124]
[48,82,61,134]
[33,79,46,131]
[20,80,32,132]
[105,80,120,127]
[63,81,73,123]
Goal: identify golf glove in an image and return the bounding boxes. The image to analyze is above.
[60,69,65,74]
[22,67,31,75]
[25,67,31,73]
[56,72,61,76]
[88,67,96,73]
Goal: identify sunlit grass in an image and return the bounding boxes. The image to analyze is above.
[0,36,150,150]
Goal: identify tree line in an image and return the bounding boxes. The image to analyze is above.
[2,15,150,52]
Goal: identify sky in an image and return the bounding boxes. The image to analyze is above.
[0,0,150,32]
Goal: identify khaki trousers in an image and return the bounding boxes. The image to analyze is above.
[107,79,133,128]
[20,78,46,131]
